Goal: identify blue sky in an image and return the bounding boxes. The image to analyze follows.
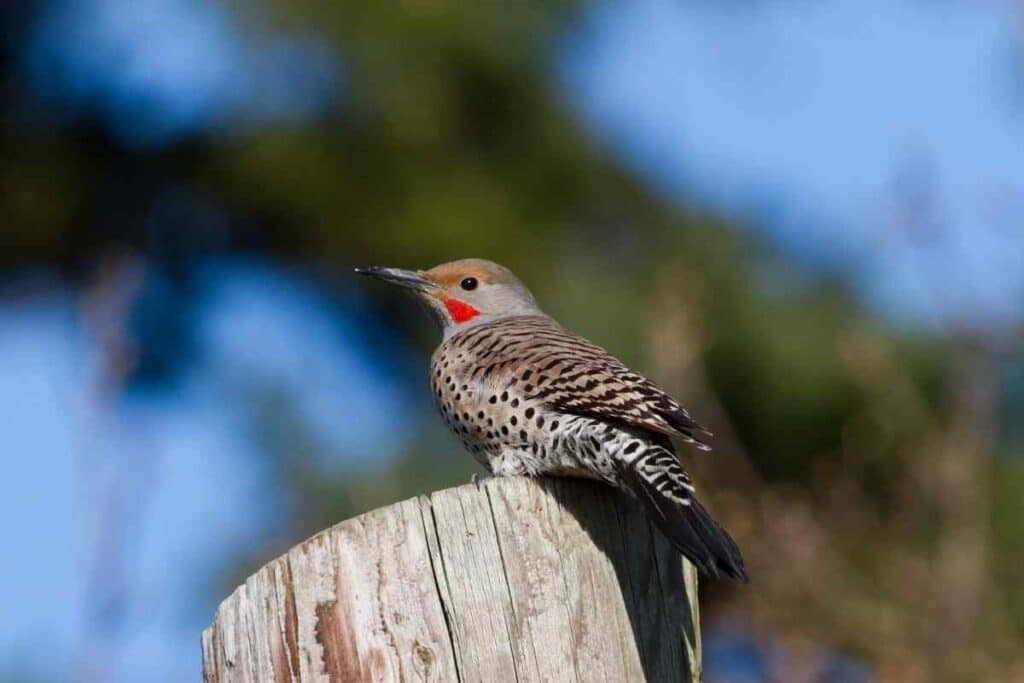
[563,0,1024,332]
[0,299,78,680]
[25,0,337,145]
[4,0,1023,679]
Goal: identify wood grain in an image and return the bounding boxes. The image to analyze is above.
[202,476,701,682]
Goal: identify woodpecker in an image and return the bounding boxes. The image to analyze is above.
[356,258,747,580]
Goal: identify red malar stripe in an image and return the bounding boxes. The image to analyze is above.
[444,297,480,324]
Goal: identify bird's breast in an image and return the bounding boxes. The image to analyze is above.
[430,344,497,456]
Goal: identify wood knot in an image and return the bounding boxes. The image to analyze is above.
[412,641,435,677]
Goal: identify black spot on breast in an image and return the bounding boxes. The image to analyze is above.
[501,391,509,401]
[623,441,640,455]
[520,430,528,441]
[511,398,520,408]
[501,426,509,435]
[510,416,517,426]
[477,411,484,419]
[489,396,497,404]
[536,417,544,428]
[525,407,535,419]
[522,369,532,381]
[550,421,559,430]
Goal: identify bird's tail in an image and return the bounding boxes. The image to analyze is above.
[620,446,748,581]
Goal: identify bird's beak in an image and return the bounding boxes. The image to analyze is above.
[354,266,439,295]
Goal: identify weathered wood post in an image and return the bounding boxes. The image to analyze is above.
[202,476,701,682]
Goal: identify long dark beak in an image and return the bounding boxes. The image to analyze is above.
[354,266,437,294]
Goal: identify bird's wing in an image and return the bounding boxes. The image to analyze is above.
[532,340,711,449]
[461,315,711,448]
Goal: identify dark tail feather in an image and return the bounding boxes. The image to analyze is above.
[622,457,748,581]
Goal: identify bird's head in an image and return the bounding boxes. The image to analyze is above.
[356,258,542,337]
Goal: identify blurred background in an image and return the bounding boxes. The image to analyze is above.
[1,0,1022,680]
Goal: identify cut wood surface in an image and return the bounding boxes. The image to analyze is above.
[202,476,701,682]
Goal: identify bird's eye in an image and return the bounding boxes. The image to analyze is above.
[460,277,478,291]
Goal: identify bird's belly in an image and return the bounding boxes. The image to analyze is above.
[482,443,598,479]
[472,410,620,484]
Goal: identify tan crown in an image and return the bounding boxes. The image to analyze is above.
[422,258,522,289]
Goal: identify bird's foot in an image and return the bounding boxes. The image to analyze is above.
[471,471,493,486]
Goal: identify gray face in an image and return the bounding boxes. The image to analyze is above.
[355,259,544,338]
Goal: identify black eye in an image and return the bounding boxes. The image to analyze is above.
[460,277,478,291]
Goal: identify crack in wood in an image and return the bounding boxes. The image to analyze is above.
[420,495,463,683]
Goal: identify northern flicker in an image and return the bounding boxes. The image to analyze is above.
[356,258,747,580]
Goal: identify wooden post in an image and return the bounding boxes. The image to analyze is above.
[202,476,701,682]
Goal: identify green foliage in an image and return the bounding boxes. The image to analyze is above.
[991,458,1024,639]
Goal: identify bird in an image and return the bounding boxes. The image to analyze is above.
[356,258,747,580]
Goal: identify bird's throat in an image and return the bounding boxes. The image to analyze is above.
[444,297,481,324]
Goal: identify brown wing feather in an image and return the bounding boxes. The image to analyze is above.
[448,315,711,448]
[533,335,711,449]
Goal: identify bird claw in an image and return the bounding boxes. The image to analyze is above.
[471,472,492,486]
